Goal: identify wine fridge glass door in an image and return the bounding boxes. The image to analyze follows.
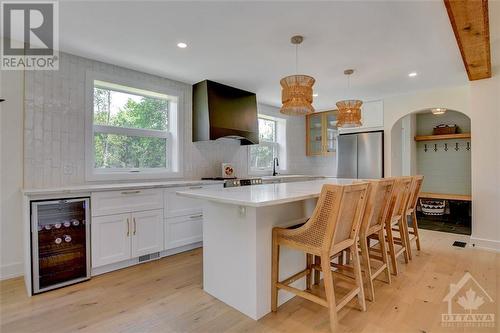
[31,198,90,293]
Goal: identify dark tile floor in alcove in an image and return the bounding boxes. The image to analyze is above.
[413,210,472,236]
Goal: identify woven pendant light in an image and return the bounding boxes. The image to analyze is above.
[336,69,363,128]
[280,36,315,116]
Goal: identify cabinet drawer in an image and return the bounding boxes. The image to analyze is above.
[164,214,203,250]
[92,189,163,217]
[164,184,221,218]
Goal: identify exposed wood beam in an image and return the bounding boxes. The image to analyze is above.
[444,0,491,80]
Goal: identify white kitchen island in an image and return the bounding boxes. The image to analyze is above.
[177,178,354,320]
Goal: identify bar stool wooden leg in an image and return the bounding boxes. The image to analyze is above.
[412,211,421,251]
[314,255,321,285]
[385,222,399,276]
[398,219,410,263]
[271,235,280,312]
[321,254,338,332]
[359,235,374,302]
[378,229,391,285]
[306,254,313,290]
[402,215,413,260]
[351,243,366,311]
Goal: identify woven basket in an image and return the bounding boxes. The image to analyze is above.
[433,125,457,135]
[420,199,445,216]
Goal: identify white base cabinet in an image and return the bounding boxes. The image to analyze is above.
[165,214,203,250]
[92,213,131,267]
[132,209,163,257]
[92,209,163,268]
[90,184,221,272]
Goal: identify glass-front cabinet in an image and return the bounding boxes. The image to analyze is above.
[306,110,338,156]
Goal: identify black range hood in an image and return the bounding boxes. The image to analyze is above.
[192,80,259,145]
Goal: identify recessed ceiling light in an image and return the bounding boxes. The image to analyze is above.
[177,42,187,48]
[408,72,418,77]
[313,93,318,97]
[431,108,447,115]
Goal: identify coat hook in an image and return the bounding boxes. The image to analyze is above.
[434,144,438,152]
[424,144,428,152]
[444,143,448,151]
[455,142,459,151]
[466,142,470,151]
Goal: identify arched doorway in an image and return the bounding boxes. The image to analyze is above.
[391,109,472,235]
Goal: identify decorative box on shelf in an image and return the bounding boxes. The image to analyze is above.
[433,124,457,135]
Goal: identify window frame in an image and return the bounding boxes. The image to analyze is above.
[248,115,281,175]
[85,71,184,181]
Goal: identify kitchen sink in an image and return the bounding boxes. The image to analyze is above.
[260,175,325,184]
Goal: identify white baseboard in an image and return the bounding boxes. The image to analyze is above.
[470,236,500,252]
[0,262,24,280]
[92,242,203,276]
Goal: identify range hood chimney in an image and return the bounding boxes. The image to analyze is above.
[192,80,259,145]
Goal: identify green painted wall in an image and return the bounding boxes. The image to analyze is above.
[416,111,471,195]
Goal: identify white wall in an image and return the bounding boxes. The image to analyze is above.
[390,117,403,176]
[383,79,500,250]
[0,63,25,279]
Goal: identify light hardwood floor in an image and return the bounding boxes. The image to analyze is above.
[1,229,498,333]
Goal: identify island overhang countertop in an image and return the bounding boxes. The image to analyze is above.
[176,178,356,207]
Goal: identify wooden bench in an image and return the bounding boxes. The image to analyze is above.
[418,192,472,201]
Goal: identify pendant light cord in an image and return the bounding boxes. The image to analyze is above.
[295,44,298,74]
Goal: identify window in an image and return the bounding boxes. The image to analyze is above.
[85,74,182,180]
[249,116,280,173]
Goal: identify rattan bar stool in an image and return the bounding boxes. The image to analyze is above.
[271,183,369,332]
[404,175,424,259]
[369,177,412,275]
[355,178,396,301]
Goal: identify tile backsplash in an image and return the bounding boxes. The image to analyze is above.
[24,52,335,188]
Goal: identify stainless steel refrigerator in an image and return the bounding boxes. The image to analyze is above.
[336,131,384,179]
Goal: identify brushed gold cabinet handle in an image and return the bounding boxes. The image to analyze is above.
[133,217,136,235]
[126,218,130,237]
[121,190,141,195]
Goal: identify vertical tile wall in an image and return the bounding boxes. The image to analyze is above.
[24,52,336,188]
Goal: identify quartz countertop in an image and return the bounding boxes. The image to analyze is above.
[23,179,224,196]
[177,178,356,207]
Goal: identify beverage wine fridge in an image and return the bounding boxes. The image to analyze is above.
[31,198,91,294]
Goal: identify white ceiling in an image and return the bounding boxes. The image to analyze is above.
[58,1,475,109]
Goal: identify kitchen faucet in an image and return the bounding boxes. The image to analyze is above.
[272,157,279,176]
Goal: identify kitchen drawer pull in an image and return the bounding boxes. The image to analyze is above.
[126,218,130,237]
[133,217,136,235]
[189,214,203,219]
[189,186,203,190]
[121,190,141,195]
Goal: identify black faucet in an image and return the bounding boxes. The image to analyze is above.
[272,157,279,176]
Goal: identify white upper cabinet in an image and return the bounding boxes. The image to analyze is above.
[338,100,384,134]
